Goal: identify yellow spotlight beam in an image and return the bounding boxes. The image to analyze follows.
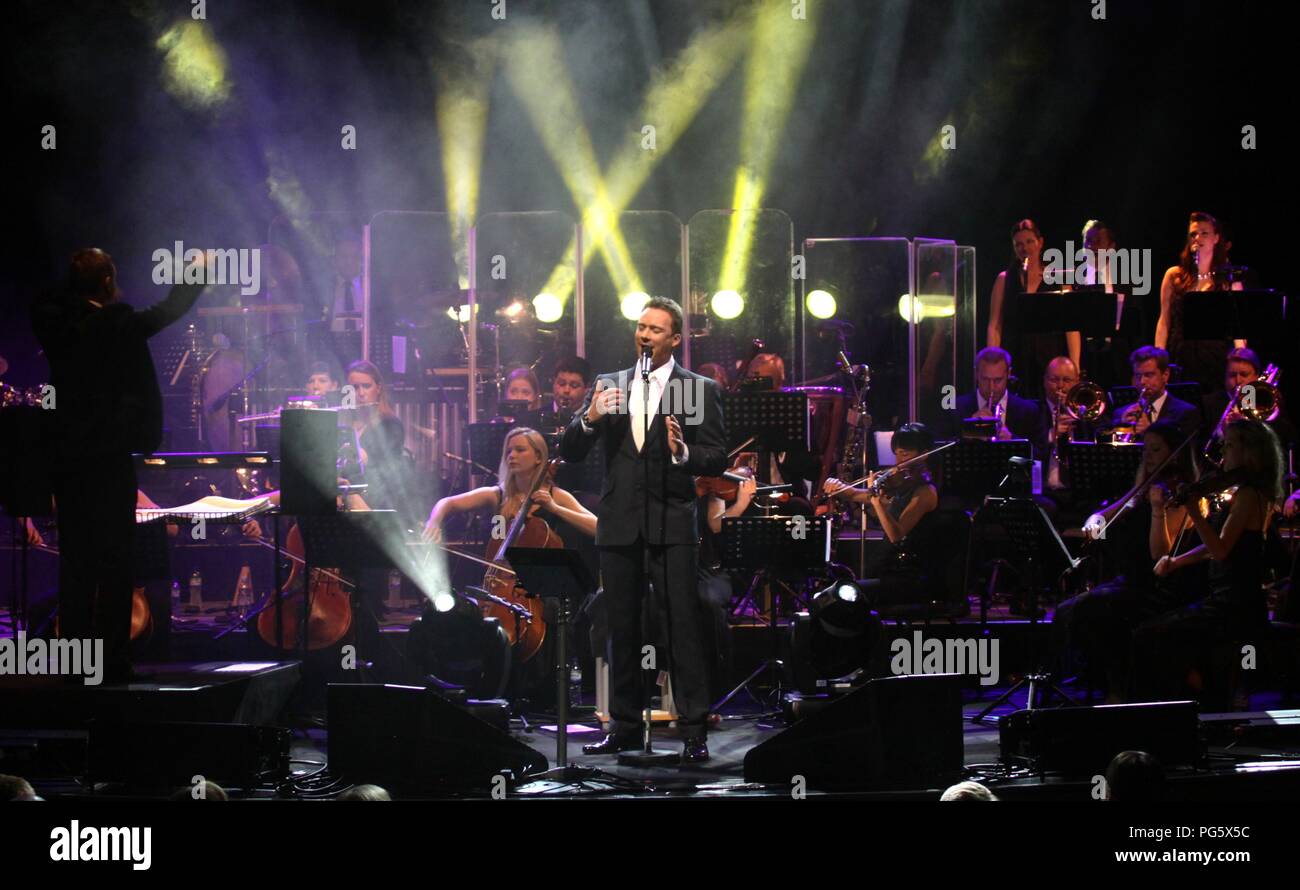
[718,3,818,293]
[502,24,644,301]
[538,15,751,304]
[155,19,232,111]
[435,39,498,289]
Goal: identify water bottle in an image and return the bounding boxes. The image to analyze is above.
[234,566,254,619]
[171,579,181,614]
[187,570,203,612]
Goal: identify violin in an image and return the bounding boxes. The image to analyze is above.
[1168,467,1250,508]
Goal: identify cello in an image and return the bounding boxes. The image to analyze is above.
[28,541,153,644]
[254,523,353,651]
[480,458,562,662]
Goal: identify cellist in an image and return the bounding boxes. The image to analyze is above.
[421,426,596,544]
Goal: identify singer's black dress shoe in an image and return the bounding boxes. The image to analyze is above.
[582,730,640,755]
[681,734,709,764]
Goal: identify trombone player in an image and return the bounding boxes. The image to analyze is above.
[1037,357,1104,505]
[1200,347,1294,459]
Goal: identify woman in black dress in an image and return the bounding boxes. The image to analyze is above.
[987,219,1080,398]
[1154,211,1245,393]
[1134,419,1284,704]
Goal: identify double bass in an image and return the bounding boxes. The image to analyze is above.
[480,458,563,662]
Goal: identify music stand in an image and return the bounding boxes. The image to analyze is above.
[1181,289,1290,344]
[935,439,1033,505]
[1020,289,1124,339]
[1062,441,1142,506]
[721,391,808,458]
[971,496,1080,724]
[466,423,511,476]
[715,515,833,714]
[505,547,603,776]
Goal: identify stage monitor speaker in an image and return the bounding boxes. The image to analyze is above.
[327,684,548,793]
[999,700,1201,775]
[280,408,337,515]
[743,673,963,790]
[88,721,291,790]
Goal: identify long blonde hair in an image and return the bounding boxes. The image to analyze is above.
[497,427,550,505]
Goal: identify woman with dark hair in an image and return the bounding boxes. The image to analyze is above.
[1154,211,1246,391]
[1064,421,1202,700]
[1135,419,1284,703]
[822,423,941,607]
[987,219,1080,397]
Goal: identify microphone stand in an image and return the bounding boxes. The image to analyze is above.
[620,346,678,766]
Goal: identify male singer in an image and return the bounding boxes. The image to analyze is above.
[561,297,727,763]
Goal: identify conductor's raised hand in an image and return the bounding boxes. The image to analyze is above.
[585,379,624,424]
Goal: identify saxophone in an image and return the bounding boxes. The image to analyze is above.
[822,359,872,514]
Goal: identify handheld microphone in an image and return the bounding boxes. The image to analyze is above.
[640,344,653,380]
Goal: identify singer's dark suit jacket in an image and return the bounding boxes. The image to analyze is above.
[560,362,727,546]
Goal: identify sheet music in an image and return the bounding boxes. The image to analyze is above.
[135,495,275,524]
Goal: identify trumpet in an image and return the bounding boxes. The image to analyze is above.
[1109,389,1155,445]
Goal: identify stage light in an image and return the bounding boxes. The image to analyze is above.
[621,291,651,320]
[497,300,527,321]
[897,293,957,323]
[533,292,563,323]
[806,289,837,319]
[711,289,744,320]
[446,304,471,323]
[811,579,871,637]
[406,592,510,698]
[154,20,231,110]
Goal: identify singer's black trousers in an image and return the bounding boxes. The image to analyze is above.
[599,536,711,734]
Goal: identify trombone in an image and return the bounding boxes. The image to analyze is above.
[1051,381,1108,465]
[1204,364,1282,463]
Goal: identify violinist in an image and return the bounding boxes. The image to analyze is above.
[822,423,940,606]
[1060,421,1200,701]
[1134,420,1285,703]
[823,423,938,547]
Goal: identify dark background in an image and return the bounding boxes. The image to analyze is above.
[2,0,1290,385]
